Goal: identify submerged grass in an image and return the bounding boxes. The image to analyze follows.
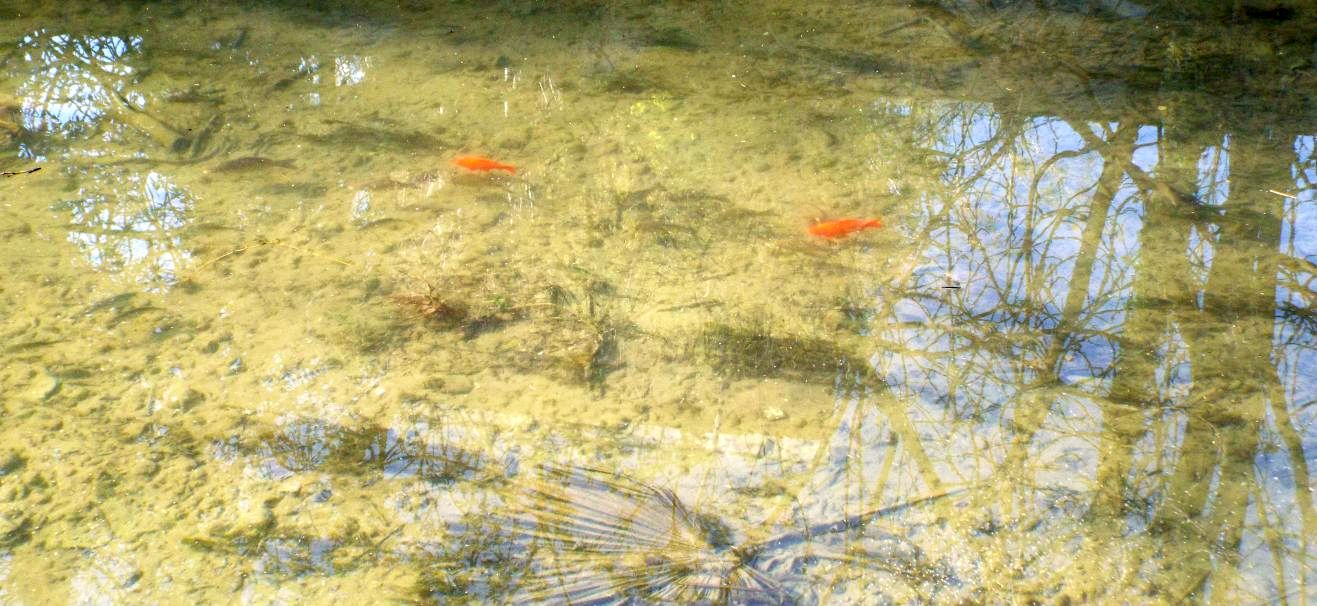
[388,274,524,338]
[388,266,626,390]
[330,303,410,354]
[697,317,880,388]
[251,419,485,484]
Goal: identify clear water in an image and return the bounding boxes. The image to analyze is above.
[0,1,1314,603]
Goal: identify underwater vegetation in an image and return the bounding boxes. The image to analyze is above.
[537,283,622,390]
[0,95,32,152]
[607,186,773,252]
[331,302,411,354]
[177,418,490,585]
[412,510,531,603]
[697,318,880,389]
[390,284,472,330]
[389,270,622,390]
[388,270,530,340]
[298,117,446,153]
[252,418,484,484]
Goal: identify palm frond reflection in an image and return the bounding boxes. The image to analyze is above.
[496,464,966,605]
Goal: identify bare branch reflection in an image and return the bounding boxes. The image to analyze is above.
[16,29,142,136]
[56,170,193,289]
[828,101,1317,602]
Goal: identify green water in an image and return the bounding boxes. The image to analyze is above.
[0,0,1314,603]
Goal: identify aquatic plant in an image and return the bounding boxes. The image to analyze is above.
[617,186,772,252]
[389,274,524,338]
[697,319,880,389]
[541,283,621,390]
[257,418,343,475]
[254,419,483,484]
[353,424,484,484]
[413,511,530,603]
[331,302,410,353]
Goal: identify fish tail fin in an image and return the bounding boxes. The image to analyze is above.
[866,219,883,229]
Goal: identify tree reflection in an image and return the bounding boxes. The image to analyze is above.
[15,29,142,135]
[11,27,227,289]
[58,170,194,290]
[3,6,1311,604]
[831,100,1316,602]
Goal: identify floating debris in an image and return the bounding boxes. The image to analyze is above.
[1,167,40,177]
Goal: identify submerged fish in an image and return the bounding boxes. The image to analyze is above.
[808,217,882,239]
[452,155,516,174]
[211,156,296,172]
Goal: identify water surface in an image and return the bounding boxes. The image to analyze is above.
[0,1,1314,603]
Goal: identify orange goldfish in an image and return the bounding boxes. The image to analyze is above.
[452,155,517,174]
[808,218,883,239]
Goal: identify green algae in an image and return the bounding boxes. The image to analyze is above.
[698,317,879,388]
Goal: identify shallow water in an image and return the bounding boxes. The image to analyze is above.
[0,0,1314,603]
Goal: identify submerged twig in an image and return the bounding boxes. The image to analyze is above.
[739,487,971,557]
